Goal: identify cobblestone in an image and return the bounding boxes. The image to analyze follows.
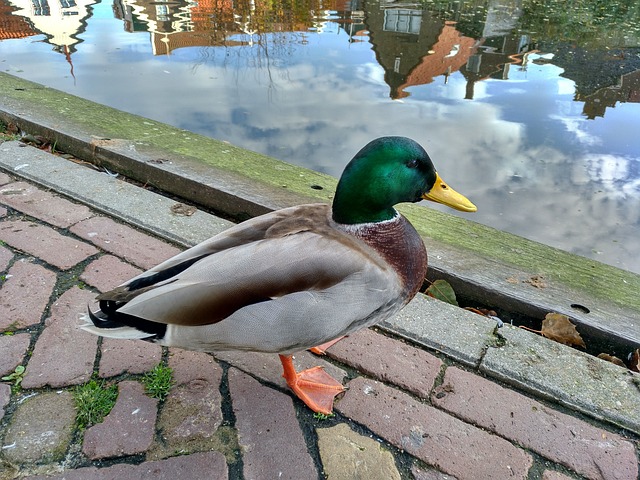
[229,367,318,479]
[82,381,157,460]
[0,333,30,377]
[21,287,98,389]
[80,255,142,293]
[337,376,533,480]
[70,216,181,270]
[0,260,56,331]
[0,181,92,228]
[98,338,162,378]
[432,367,639,480]
[0,220,98,270]
[1,391,76,465]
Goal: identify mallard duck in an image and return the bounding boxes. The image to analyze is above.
[82,136,476,414]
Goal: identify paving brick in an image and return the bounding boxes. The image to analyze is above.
[70,216,181,270]
[432,367,638,480]
[542,471,574,480]
[325,328,442,398]
[0,205,6,217]
[0,332,30,377]
[0,260,56,331]
[22,287,98,389]
[317,423,401,480]
[81,255,142,293]
[411,465,458,480]
[82,380,158,460]
[228,367,317,479]
[337,376,533,480]
[215,350,346,393]
[0,383,10,422]
[98,338,162,378]
[25,451,228,479]
[0,172,11,185]
[2,391,76,464]
[0,181,93,228]
[0,220,98,270]
[151,350,223,457]
[0,243,12,270]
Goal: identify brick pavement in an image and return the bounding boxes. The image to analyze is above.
[0,170,638,480]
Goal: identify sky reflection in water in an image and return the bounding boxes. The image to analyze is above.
[0,0,639,273]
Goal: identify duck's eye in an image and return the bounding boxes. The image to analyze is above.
[406,158,419,169]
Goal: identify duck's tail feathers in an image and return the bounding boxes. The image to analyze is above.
[79,306,165,341]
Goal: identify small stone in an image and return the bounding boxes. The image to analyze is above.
[317,423,401,480]
[82,381,158,460]
[2,391,76,464]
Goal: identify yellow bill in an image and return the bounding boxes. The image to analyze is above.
[422,173,477,212]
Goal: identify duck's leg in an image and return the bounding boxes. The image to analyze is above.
[279,354,345,414]
[308,336,346,355]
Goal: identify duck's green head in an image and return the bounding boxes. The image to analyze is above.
[332,136,476,224]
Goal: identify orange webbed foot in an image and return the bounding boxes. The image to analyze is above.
[308,336,346,355]
[279,354,344,414]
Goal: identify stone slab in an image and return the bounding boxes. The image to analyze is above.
[98,338,162,378]
[82,380,158,460]
[81,255,142,293]
[70,216,181,270]
[0,220,98,270]
[480,324,640,435]
[0,181,92,228]
[0,260,56,331]
[22,287,98,389]
[151,350,223,457]
[1,391,76,464]
[0,172,11,185]
[381,293,497,367]
[25,451,228,479]
[228,367,317,479]
[0,332,30,377]
[336,376,533,480]
[432,367,638,480]
[317,423,401,480]
[325,328,442,398]
[0,141,234,248]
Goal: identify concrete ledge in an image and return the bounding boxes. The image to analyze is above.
[1,72,639,353]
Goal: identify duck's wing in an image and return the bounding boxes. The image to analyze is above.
[93,205,401,343]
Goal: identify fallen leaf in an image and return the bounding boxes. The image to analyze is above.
[426,279,458,306]
[524,275,547,289]
[464,307,497,317]
[597,353,626,368]
[630,349,640,373]
[541,313,586,348]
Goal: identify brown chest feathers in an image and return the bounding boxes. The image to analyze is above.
[349,214,428,303]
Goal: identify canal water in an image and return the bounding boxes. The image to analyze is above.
[0,0,639,273]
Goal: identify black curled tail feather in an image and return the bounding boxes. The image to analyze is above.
[87,304,167,339]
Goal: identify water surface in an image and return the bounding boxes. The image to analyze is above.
[1,0,639,273]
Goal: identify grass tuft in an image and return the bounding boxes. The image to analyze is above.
[73,379,118,430]
[142,364,173,401]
